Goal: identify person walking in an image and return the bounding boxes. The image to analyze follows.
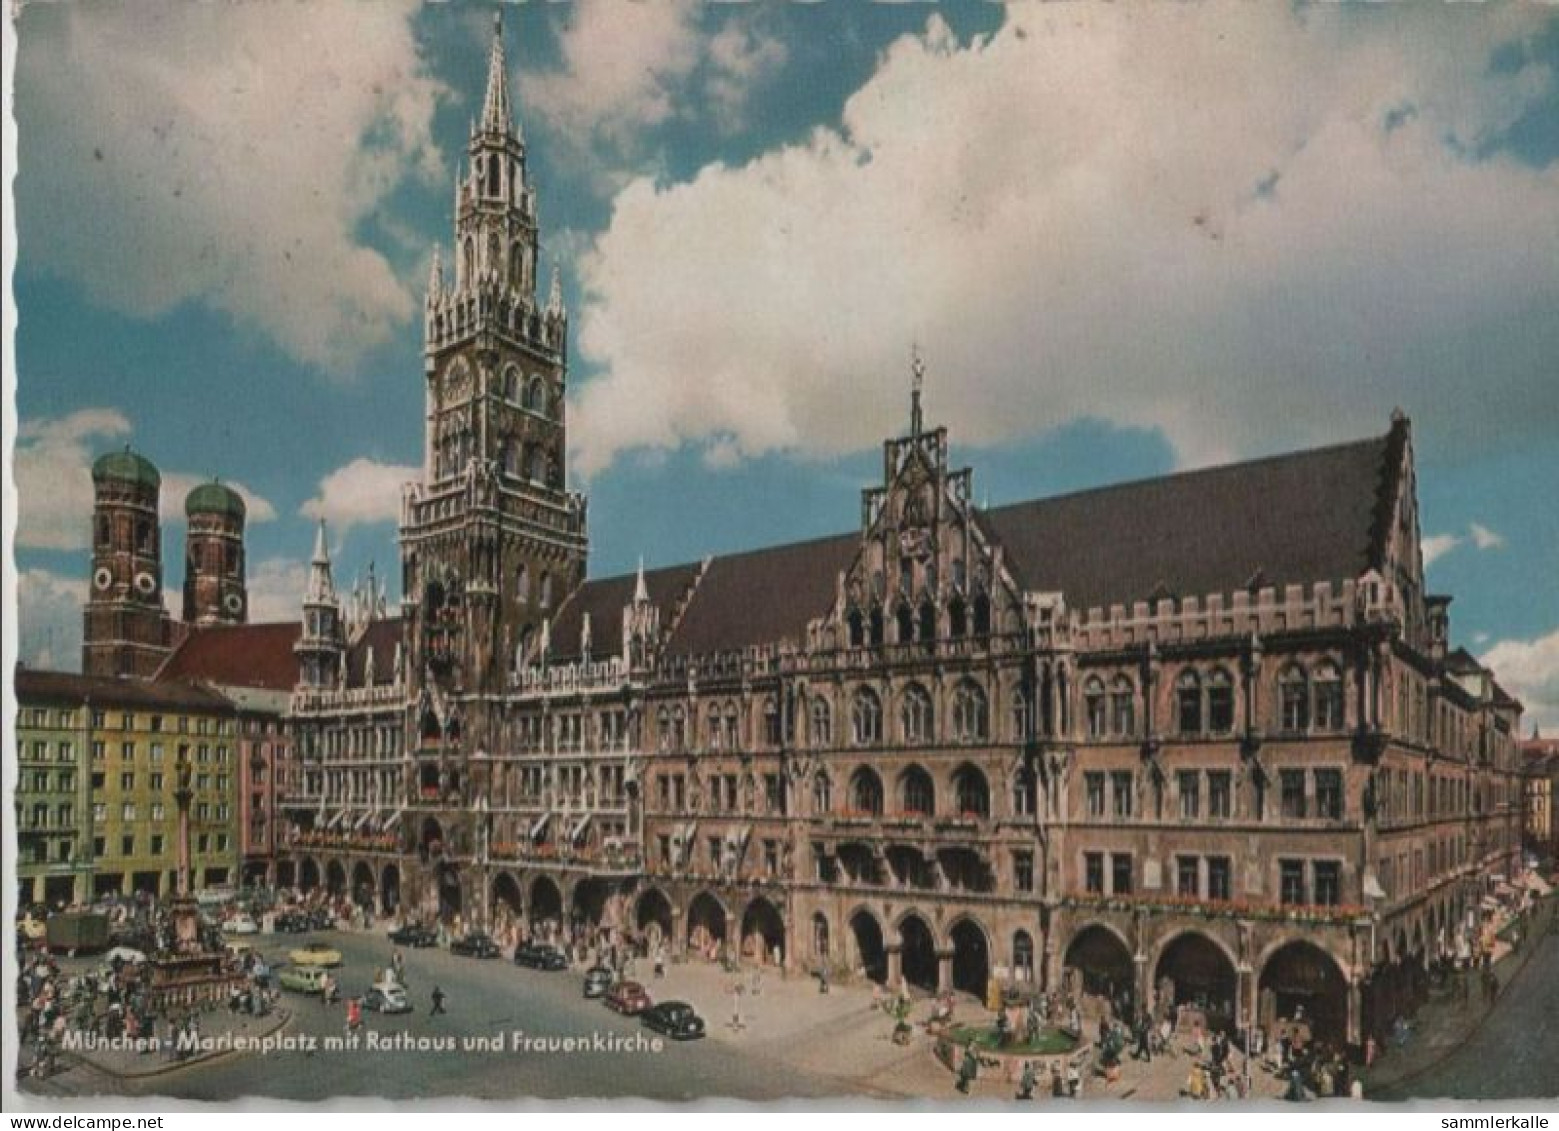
[430,985,447,1016]
[1017,1060,1036,1101]
[955,1045,978,1094]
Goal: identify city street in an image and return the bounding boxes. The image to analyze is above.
[37,930,857,1102]
[1379,923,1559,1102]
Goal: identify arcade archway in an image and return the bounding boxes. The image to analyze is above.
[898,913,938,992]
[687,891,728,958]
[1065,924,1135,1002]
[1260,941,1348,1046]
[299,857,320,892]
[492,873,523,921]
[380,864,400,915]
[530,876,563,930]
[850,909,887,984]
[741,897,786,966]
[949,918,991,996]
[572,878,609,928]
[325,860,347,896]
[1155,932,1237,1031]
[351,862,375,908]
[635,888,673,948]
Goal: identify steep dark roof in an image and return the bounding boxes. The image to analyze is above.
[345,618,404,688]
[980,433,1394,612]
[549,563,703,663]
[14,666,232,711]
[156,622,302,692]
[664,533,858,658]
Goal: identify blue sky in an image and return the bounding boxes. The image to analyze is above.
[9,2,1559,726]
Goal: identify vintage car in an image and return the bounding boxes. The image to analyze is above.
[279,966,330,994]
[450,932,503,959]
[388,923,438,948]
[288,943,343,967]
[363,985,412,1014]
[640,1001,705,1041]
[604,980,653,1016]
[582,966,615,998]
[223,913,259,935]
[513,942,568,971]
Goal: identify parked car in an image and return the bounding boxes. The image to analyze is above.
[450,932,502,959]
[279,966,329,994]
[582,966,615,998]
[223,913,259,935]
[388,924,438,948]
[274,911,311,934]
[288,943,343,967]
[604,980,653,1016]
[306,908,337,931]
[513,942,568,971]
[640,1001,705,1040]
[363,985,412,1014]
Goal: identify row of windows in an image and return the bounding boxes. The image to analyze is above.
[1079,767,1345,821]
[844,591,995,648]
[93,801,231,822]
[90,832,229,859]
[23,709,230,735]
[1082,852,1342,906]
[817,764,994,820]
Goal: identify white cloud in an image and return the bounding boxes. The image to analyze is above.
[15,410,278,551]
[245,558,310,625]
[17,569,85,673]
[300,458,419,534]
[522,1,785,179]
[17,0,445,373]
[16,409,132,551]
[1484,628,1559,732]
[1423,522,1509,568]
[570,5,1559,477]
[1470,522,1506,551]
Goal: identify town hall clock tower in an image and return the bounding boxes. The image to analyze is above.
[399,14,589,919]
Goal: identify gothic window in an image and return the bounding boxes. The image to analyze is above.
[901,765,935,816]
[849,767,883,817]
[763,698,781,747]
[812,772,832,814]
[868,606,885,647]
[510,242,524,290]
[539,571,553,609]
[656,708,671,752]
[516,564,530,604]
[707,705,723,750]
[895,603,914,644]
[529,446,548,483]
[952,560,967,591]
[1314,661,1344,731]
[1011,687,1033,741]
[462,237,474,287]
[847,608,864,648]
[1207,667,1235,734]
[973,591,992,636]
[949,596,967,637]
[527,377,547,414]
[918,598,936,643]
[810,698,832,747]
[1013,931,1035,980]
[1084,677,1107,738]
[486,231,500,277]
[954,764,990,819]
[1012,764,1036,816]
[1110,676,1136,736]
[504,366,521,401]
[900,684,934,744]
[136,520,152,554]
[952,681,989,742]
[1176,670,1203,735]
[1280,664,1310,733]
[851,687,882,746]
[487,155,500,198]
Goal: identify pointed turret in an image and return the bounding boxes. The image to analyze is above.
[634,556,649,604]
[481,11,512,137]
[546,260,565,319]
[427,245,445,304]
[297,519,345,690]
[307,519,336,602]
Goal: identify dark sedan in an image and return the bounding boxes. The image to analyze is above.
[450,932,503,959]
[513,942,568,971]
[640,1001,705,1041]
[582,965,615,998]
[388,924,438,948]
[274,912,311,934]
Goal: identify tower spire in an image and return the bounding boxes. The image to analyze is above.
[307,519,336,603]
[427,245,444,303]
[910,343,926,437]
[546,259,565,318]
[634,556,649,604]
[481,10,512,136]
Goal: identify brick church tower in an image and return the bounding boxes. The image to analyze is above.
[399,13,589,920]
[182,481,249,626]
[82,448,175,677]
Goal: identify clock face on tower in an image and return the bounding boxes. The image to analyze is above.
[94,567,113,592]
[444,360,473,403]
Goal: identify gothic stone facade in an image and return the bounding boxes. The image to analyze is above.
[144,18,1526,1056]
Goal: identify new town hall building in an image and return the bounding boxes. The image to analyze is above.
[16,18,1525,1053]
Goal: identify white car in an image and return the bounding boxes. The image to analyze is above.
[364,985,412,1014]
[224,913,259,935]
